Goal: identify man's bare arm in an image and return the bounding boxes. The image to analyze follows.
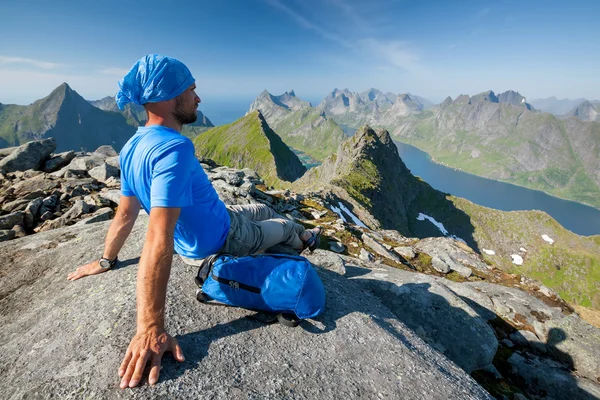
[67,195,141,281]
[118,207,185,389]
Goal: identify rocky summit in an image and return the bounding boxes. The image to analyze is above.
[248,90,347,162]
[2,138,600,399]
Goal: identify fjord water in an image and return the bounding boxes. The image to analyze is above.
[394,141,600,236]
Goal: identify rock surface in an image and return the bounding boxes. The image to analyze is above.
[0,138,56,173]
[0,216,492,399]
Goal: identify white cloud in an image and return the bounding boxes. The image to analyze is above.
[359,38,420,71]
[263,0,352,47]
[0,55,63,70]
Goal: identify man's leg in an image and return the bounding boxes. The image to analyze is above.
[254,218,306,251]
[226,204,280,222]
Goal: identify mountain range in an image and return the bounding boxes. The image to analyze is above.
[530,96,600,116]
[193,110,305,186]
[296,88,599,208]
[247,90,346,161]
[191,113,600,309]
[0,84,214,153]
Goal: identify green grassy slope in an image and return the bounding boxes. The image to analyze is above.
[193,111,306,187]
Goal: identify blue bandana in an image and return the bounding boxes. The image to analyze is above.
[116,54,195,110]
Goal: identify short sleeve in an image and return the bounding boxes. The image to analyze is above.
[120,169,135,197]
[150,140,195,208]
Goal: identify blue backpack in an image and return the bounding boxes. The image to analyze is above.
[194,253,326,327]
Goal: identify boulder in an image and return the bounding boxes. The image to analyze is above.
[432,256,451,273]
[508,352,600,400]
[0,229,15,242]
[362,233,402,263]
[305,249,346,275]
[0,211,25,230]
[94,145,118,157]
[88,163,119,183]
[24,197,44,229]
[0,216,492,399]
[347,266,498,373]
[62,200,90,221]
[0,138,56,173]
[68,156,105,171]
[509,330,546,353]
[76,208,114,225]
[11,179,60,197]
[359,248,374,262]
[105,156,120,170]
[43,151,76,173]
[98,190,121,206]
[545,315,600,382]
[459,281,566,333]
[415,237,489,274]
[394,246,415,260]
[1,198,30,213]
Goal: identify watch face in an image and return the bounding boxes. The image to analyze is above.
[99,259,112,269]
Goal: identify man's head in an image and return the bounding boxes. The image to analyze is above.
[116,54,200,125]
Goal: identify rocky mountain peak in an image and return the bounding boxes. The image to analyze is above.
[469,90,499,104]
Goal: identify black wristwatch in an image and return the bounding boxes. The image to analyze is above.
[99,257,118,269]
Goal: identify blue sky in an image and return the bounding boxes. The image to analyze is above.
[1,0,599,105]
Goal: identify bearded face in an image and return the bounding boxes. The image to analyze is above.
[173,95,198,125]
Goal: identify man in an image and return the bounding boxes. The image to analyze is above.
[66,54,321,389]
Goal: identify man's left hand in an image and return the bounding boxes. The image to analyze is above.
[118,327,185,388]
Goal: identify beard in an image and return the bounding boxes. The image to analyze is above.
[173,96,197,125]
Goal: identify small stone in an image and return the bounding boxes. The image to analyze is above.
[501,339,514,348]
[40,211,55,221]
[77,208,114,225]
[431,256,451,274]
[94,145,118,157]
[359,248,374,262]
[394,246,415,260]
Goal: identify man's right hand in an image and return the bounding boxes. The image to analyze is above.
[67,260,107,281]
[119,327,185,388]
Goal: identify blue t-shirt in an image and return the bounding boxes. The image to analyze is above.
[119,125,230,258]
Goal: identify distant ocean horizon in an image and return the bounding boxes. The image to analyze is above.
[199,96,325,126]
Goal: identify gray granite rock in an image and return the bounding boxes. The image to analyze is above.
[24,197,44,229]
[415,237,489,274]
[347,266,498,373]
[0,211,24,230]
[43,151,76,173]
[545,315,600,382]
[0,216,492,399]
[105,156,120,170]
[432,256,451,273]
[0,229,16,242]
[0,138,56,173]
[94,145,118,157]
[98,190,122,206]
[68,155,106,171]
[359,248,374,262]
[1,198,30,213]
[362,233,402,263]
[88,163,120,183]
[394,246,415,260]
[77,207,114,225]
[508,352,600,400]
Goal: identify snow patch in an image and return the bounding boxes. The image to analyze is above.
[541,234,554,244]
[328,202,367,228]
[483,249,496,255]
[511,254,523,265]
[329,204,346,223]
[337,202,367,228]
[416,212,466,244]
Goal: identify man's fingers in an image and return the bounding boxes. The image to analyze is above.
[129,351,150,388]
[171,339,185,362]
[148,355,162,385]
[120,353,139,389]
[119,348,132,377]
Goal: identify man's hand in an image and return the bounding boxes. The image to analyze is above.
[67,260,107,281]
[119,327,185,388]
